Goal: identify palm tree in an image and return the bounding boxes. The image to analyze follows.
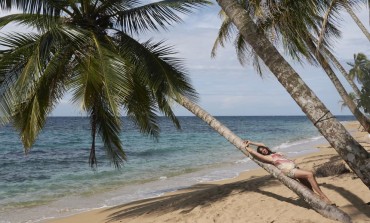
[177,95,352,223]
[348,53,370,113]
[304,36,370,132]
[322,48,362,97]
[342,0,370,40]
[348,53,370,83]
[358,74,370,113]
[0,0,209,167]
[212,0,370,132]
[215,0,370,188]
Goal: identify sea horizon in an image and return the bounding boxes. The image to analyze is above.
[47,115,356,117]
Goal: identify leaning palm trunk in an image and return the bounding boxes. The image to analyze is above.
[323,48,362,97]
[177,96,352,223]
[305,38,370,133]
[344,3,370,41]
[216,0,370,188]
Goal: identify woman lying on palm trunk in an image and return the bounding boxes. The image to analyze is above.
[243,140,333,205]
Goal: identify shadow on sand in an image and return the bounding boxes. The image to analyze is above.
[322,183,370,219]
[103,175,312,222]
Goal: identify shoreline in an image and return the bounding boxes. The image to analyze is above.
[47,121,370,223]
[2,119,332,223]
[1,132,328,222]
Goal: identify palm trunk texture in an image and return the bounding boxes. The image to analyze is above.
[306,38,370,133]
[216,0,370,188]
[344,3,370,41]
[323,49,362,97]
[177,96,352,223]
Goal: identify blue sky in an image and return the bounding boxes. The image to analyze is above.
[2,2,369,116]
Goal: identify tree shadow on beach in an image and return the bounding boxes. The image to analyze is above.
[298,154,342,166]
[103,175,310,222]
[322,183,370,219]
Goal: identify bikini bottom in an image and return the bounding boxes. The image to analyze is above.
[282,168,298,178]
[277,163,299,178]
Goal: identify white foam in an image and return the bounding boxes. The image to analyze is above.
[274,135,324,150]
[234,158,250,164]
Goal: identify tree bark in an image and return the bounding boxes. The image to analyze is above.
[216,0,370,188]
[323,48,362,97]
[177,95,352,223]
[305,37,370,133]
[344,3,370,41]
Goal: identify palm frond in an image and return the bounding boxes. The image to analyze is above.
[88,95,126,168]
[0,0,67,16]
[69,34,132,167]
[234,32,267,76]
[140,39,198,101]
[9,47,71,150]
[0,13,62,33]
[95,0,138,15]
[113,32,197,133]
[211,10,234,58]
[234,33,249,66]
[122,67,161,138]
[115,32,197,100]
[316,0,339,54]
[0,28,74,140]
[348,53,370,83]
[113,0,210,34]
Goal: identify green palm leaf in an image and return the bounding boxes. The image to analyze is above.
[211,10,234,58]
[123,68,161,138]
[0,0,205,168]
[10,48,71,149]
[114,32,197,130]
[69,34,133,167]
[113,0,210,34]
[348,53,370,83]
[1,0,69,16]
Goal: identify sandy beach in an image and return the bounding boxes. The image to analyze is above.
[48,121,370,223]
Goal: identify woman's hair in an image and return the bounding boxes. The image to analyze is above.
[256,146,275,155]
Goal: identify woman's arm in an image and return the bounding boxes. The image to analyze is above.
[243,141,273,163]
[248,141,266,147]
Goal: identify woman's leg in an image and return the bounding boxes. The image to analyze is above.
[297,178,313,191]
[293,169,332,204]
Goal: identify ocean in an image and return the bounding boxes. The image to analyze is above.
[0,116,355,223]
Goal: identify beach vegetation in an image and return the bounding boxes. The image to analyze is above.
[0,0,209,168]
[348,53,370,113]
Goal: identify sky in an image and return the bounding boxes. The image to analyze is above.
[1,2,370,116]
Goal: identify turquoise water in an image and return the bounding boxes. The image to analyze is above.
[0,116,355,222]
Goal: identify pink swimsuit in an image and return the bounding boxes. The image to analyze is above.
[271,153,297,178]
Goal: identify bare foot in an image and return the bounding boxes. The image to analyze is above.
[319,195,333,205]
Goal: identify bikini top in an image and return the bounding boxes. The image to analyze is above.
[270,153,294,167]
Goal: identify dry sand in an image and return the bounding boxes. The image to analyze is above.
[49,121,370,223]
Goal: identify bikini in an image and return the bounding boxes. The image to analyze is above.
[270,153,297,178]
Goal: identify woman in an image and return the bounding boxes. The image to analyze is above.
[243,140,333,205]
